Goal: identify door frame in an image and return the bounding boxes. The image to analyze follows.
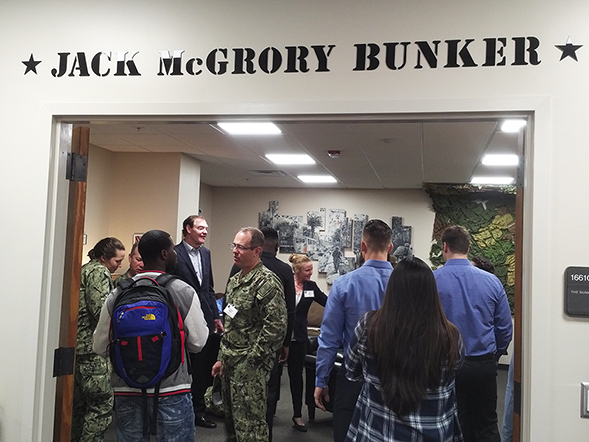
[38,99,545,442]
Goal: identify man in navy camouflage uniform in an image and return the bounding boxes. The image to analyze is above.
[72,237,125,442]
[212,227,287,442]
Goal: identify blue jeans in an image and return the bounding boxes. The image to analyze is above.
[502,357,514,442]
[114,393,195,442]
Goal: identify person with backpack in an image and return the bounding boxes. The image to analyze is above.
[93,229,208,441]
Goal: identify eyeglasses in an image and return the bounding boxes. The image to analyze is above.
[229,243,258,252]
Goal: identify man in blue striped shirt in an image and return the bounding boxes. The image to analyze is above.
[434,225,512,442]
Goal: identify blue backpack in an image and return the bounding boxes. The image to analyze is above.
[109,273,186,435]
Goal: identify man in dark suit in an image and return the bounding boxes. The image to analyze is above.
[229,227,295,441]
[173,215,223,429]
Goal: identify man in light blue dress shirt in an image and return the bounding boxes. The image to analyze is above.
[434,225,512,442]
[314,219,393,442]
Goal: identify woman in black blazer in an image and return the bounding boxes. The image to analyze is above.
[288,253,328,432]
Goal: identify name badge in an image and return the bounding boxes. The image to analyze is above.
[304,290,314,298]
[224,303,238,318]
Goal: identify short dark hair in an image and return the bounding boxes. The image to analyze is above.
[441,225,470,254]
[239,227,265,248]
[182,215,205,236]
[472,256,495,274]
[362,219,393,253]
[138,230,173,263]
[260,227,279,242]
[88,237,125,260]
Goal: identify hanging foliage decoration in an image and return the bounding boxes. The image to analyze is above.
[425,183,516,313]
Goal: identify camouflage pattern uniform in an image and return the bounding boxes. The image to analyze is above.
[220,262,287,442]
[113,270,130,288]
[71,259,114,442]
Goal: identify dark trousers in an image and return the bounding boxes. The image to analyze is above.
[190,332,221,418]
[286,340,307,418]
[455,355,501,442]
[332,366,363,442]
[265,351,282,442]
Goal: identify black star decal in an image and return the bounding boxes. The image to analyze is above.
[22,53,41,75]
[556,37,582,61]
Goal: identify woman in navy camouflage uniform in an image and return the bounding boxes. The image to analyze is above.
[345,256,464,442]
[71,237,125,442]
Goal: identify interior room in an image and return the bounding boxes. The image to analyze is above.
[80,115,522,441]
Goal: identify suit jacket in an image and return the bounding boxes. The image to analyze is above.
[229,251,295,347]
[173,242,219,332]
[293,280,328,342]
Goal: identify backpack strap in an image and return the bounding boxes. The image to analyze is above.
[154,273,177,287]
[154,273,187,366]
[141,388,149,437]
[150,384,161,435]
[117,277,136,290]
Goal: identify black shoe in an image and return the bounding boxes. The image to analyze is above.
[292,417,307,433]
[195,416,217,429]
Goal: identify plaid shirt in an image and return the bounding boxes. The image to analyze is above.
[345,312,464,442]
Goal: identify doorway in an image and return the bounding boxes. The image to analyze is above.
[48,112,529,442]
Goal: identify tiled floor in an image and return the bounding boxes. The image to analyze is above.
[105,365,509,441]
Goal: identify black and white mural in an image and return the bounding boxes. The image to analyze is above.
[259,201,412,284]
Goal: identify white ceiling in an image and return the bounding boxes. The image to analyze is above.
[83,116,522,189]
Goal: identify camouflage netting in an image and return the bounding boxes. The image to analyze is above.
[425,183,516,313]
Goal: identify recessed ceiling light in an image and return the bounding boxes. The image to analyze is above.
[217,122,281,135]
[265,154,315,165]
[501,119,526,133]
[297,175,337,183]
[482,154,519,166]
[470,176,515,185]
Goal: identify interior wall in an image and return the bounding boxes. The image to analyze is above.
[177,154,201,241]
[107,152,182,273]
[208,187,435,294]
[199,183,214,222]
[83,144,115,260]
[83,151,435,293]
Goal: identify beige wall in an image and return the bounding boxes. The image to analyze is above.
[83,145,115,260]
[177,155,201,241]
[83,148,200,275]
[209,187,435,293]
[84,151,435,292]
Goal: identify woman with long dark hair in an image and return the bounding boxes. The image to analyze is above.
[344,256,464,442]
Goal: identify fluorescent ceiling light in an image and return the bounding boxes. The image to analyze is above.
[265,154,315,165]
[217,122,281,135]
[501,119,526,133]
[470,176,515,185]
[482,154,519,166]
[298,175,337,183]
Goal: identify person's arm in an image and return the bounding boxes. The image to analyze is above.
[314,284,344,388]
[182,285,209,354]
[311,281,328,307]
[246,276,287,367]
[205,251,224,332]
[345,313,368,382]
[92,293,115,357]
[283,271,296,347]
[314,282,345,410]
[494,282,513,357]
[86,266,113,328]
